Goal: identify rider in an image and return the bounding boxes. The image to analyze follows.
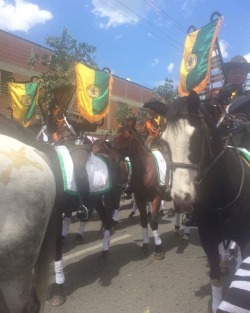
[218,55,250,149]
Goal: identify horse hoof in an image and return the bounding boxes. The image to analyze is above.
[154,244,164,260]
[49,295,66,307]
[100,250,109,260]
[182,233,190,241]
[74,233,83,244]
[128,212,135,219]
[154,251,165,260]
[173,229,181,237]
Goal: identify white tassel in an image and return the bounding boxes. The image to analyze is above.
[142,227,149,244]
[153,230,162,246]
[211,281,222,313]
[62,217,71,238]
[102,230,111,251]
[54,259,65,284]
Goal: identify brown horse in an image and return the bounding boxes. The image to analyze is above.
[112,118,165,260]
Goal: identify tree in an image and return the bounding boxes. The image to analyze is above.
[153,78,178,105]
[28,28,97,108]
[113,102,133,126]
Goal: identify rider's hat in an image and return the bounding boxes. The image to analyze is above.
[224,55,250,73]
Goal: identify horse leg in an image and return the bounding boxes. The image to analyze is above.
[1,275,40,313]
[136,196,149,253]
[220,242,230,275]
[173,201,181,237]
[98,194,114,260]
[62,213,71,239]
[50,209,66,307]
[74,221,85,244]
[150,196,164,260]
[199,230,222,313]
[129,193,137,218]
[183,226,190,241]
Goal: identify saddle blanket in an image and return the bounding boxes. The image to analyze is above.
[238,147,250,163]
[151,150,167,186]
[55,146,111,195]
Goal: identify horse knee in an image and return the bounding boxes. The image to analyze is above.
[150,219,158,230]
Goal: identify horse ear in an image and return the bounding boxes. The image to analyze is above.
[187,90,200,113]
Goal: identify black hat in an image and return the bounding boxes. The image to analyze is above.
[143,98,168,116]
[224,55,250,73]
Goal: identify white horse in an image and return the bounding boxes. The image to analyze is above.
[0,134,56,313]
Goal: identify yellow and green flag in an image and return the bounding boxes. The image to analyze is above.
[178,18,221,96]
[8,82,39,127]
[75,63,113,123]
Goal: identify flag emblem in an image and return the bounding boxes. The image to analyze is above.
[87,85,100,98]
[185,54,197,72]
[21,95,32,106]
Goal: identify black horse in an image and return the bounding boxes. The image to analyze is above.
[145,91,250,312]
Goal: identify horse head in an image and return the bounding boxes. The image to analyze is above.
[162,91,223,207]
[112,117,147,159]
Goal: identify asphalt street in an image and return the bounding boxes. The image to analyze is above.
[44,200,235,313]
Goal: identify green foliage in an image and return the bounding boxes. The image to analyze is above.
[153,78,178,105]
[28,28,97,107]
[113,102,133,126]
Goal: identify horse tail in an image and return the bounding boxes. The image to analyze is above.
[33,206,57,313]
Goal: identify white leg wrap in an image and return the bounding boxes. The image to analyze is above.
[146,202,152,214]
[236,248,242,271]
[142,227,149,244]
[230,241,237,250]
[221,246,230,262]
[102,230,111,251]
[62,217,71,237]
[77,221,85,236]
[211,283,222,313]
[153,230,162,246]
[160,200,165,210]
[175,213,181,227]
[131,196,137,212]
[55,259,65,284]
[184,226,190,234]
[113,209,119,222]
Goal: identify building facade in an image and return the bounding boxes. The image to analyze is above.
[0,30,154,136]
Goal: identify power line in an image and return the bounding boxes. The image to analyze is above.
[98,0,183,51]
[115,0,183,48]
[144,0,187,33]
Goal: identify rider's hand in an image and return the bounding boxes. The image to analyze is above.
[229,119,247,134]
[218,84,235,102]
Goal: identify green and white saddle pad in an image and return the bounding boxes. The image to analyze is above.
[151,150,167,186]
[237,147,250,164]
[55,146,111,195]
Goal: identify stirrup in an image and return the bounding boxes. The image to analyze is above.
[76,204,93,222]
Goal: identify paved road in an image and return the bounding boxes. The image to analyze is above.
[44,200,234,313]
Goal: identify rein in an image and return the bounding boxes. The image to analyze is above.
[167,109,245,213]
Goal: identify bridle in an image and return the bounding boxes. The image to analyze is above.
[166,107,245,213]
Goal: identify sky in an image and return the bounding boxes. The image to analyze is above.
[1,0,250,89]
